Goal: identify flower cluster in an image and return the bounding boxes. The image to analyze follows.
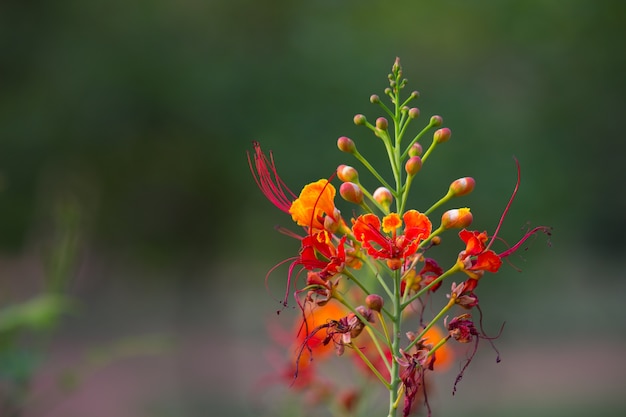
[249,58,551,417]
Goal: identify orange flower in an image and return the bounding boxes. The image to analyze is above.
[289,179,339,231]
[352,210,432,269]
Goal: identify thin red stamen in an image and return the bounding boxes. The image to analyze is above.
[498,226,552,259]
[486,157,521,252]
[248,141,297,213]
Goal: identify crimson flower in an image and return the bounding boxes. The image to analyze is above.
[457,229,502,279]
[299,232,346,280]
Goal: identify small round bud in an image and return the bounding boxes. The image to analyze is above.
[430,115,443,127]
[365,294,384,312]
[431,236,441,246]
[408,142,423,157]
[353,114,367,125]
[370,94,380,104]
[339,182,363,204]
[408,107,420,119]
[375,117,388,130]
[433,127,451,144]
[384,87,392,95]
[405,155,423,176]
[373,187,393,209]
[337,164,359,182]
[441,208,473,229]
[449,177,475,197]
[337,136,356,153]
[410,91,420,99]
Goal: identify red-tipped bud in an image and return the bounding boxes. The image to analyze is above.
[408,142,423,157]
[365,294,384,312]
[376,117,388,130]
[373,187,393,209]
[370,94,380,104]
[449,177,475,197]
[433,127,451,144]
[353,114,367,125]
[337,164,359,182]
[405,156,423,176]
[339,182,363,204]
[408,107,420,119]
[337,136,356,153]
[441,208,473,229]
[430,115,443,127]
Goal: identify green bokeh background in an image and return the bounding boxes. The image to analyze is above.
[1,1,624,416]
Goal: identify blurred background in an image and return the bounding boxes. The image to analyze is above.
[1,0,625,416]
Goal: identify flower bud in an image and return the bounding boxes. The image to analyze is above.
[408,142,423,157]
[370,94,380,104]
[353,114,367,125]
[410,90,420,99]
[375,117,388,130]
[405,155,422,176]
[408,107,420,119]
[433,127,451,144]
[337,136,356,153]
[430,115,443,127]
[373,187,393,209]
[365,294,384,312]
[441,208,473,229]
[449,177,475,197]
[339,182,363,204]
[337,164,359,182]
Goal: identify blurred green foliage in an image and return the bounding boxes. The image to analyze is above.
[0,0,624,266]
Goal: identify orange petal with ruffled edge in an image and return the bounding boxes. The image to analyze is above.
[289,179,337,229]
[402,210,432,242]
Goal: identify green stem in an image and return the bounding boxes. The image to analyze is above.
[401,263,461,310]
[424,189,453,216]
[350,341,391,389]
[406,295,455,352]
[386,269,402,417]
[352,149,394,191]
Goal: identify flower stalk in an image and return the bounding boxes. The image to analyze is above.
[250,58,550,416]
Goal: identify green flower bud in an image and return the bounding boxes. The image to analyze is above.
[408,107,420,119]
[405,155,423,176]
[408,142,423,157]
[339,182,363,204]
[337,164,359,182]
[337,136,356,153]
[430,115,443,127]
[434,127,451,144]
[353,114,367,125]
[376,117,388,130]
[370,94,380,104]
